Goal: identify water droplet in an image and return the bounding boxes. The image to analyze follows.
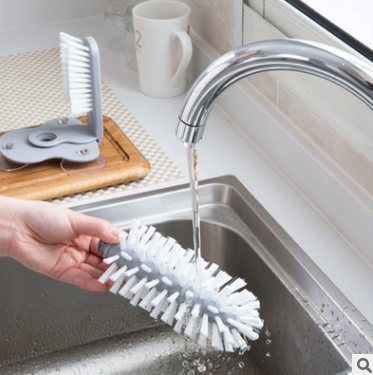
[239,362,245,369]
[197,364,206,372]
[182,360,189,368]
[266,352,271,357]
[266,339,272,345]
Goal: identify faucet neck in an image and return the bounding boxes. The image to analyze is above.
[176,39,373,143]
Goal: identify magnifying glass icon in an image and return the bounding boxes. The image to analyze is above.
[358,358,373,373]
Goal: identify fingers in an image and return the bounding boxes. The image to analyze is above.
[58,266,109,292]
[85,252,110,271]
[68,210,125,245]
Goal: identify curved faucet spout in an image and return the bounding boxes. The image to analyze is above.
[176,39,373,144]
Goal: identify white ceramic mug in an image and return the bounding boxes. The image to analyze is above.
[133,0,192,98]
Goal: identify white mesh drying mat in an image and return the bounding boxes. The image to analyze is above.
[0,48,184,205]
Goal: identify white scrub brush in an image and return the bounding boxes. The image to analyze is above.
[97,221,263,352]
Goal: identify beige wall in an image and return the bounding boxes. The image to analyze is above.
[180,0,238,54]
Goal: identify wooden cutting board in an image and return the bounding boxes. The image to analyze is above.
[0,116,151,200]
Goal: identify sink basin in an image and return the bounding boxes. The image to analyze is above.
[0,176,371,374]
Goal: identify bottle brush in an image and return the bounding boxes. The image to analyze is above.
[97,221,263,352]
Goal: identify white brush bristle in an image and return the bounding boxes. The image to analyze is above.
[60,32,94,116]
[98,221,263,351]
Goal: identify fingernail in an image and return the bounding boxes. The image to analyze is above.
[110,229,126,243]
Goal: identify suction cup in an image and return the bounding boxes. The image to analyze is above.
[0,152,29,171]
[60,155,107,175]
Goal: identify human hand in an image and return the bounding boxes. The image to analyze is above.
[0,196,124,291]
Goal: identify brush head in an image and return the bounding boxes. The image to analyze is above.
[60,32,93,115]
[97,221,263,352]
[59,32,103,144]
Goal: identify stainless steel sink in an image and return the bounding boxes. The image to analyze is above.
[0,176,371,374]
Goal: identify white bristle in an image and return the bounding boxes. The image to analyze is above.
[98,222,263,352]
[200,287,213,299]
[118,275,137,297]
[212,323,223,351]
[240,316,264,330]
[231,329,249,349]
[59,32,94,115]
[147,233,161,257]
[174,318,184,334]
[223,327,234,345]
[215,316,226,333]
[127,221,141,243]
[214,278,247,301]
[139,288,158,311]
[98,263,118,284]
[140,226,156,246]
[159,260,167,275]
[130,277,147,295]
[180,263,195,286]
[121,251,132,261]
[103,255,119,265]
[219,306,238,315]
[124,267,139,278]
[151,290,168,307]
[226,290,256,305]
[161,300,178,325]
[202,263,219,281]
[200,314,209,337]
[166,244,182,269]
[212,271,232,289]
[198,333,207,348]
[150,294,167,318]
[228,278,247,293]
[109,273,126,294]
[161,276,172,286]
[227,318,259,341]
[130,284,146,306]
[141,264,152,273]
[110,265,128,282]
[138,247,146,263]
[224,341,234,352]
[145,279,159,289]
[207,305,219,314]
[167,291,179,303]
[184,315,197,338]
[174,303,187,321]
[191,303,200,317]
[119,233,127,251]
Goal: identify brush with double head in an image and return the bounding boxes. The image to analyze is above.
[97,221,263,352]
[59,31,103,145]
[0,32,103,164]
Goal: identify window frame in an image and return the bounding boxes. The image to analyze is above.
[283,0,373,61]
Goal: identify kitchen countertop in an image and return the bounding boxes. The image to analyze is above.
[0,16,372,325]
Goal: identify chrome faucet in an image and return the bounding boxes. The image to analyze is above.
[175,39,373,144]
